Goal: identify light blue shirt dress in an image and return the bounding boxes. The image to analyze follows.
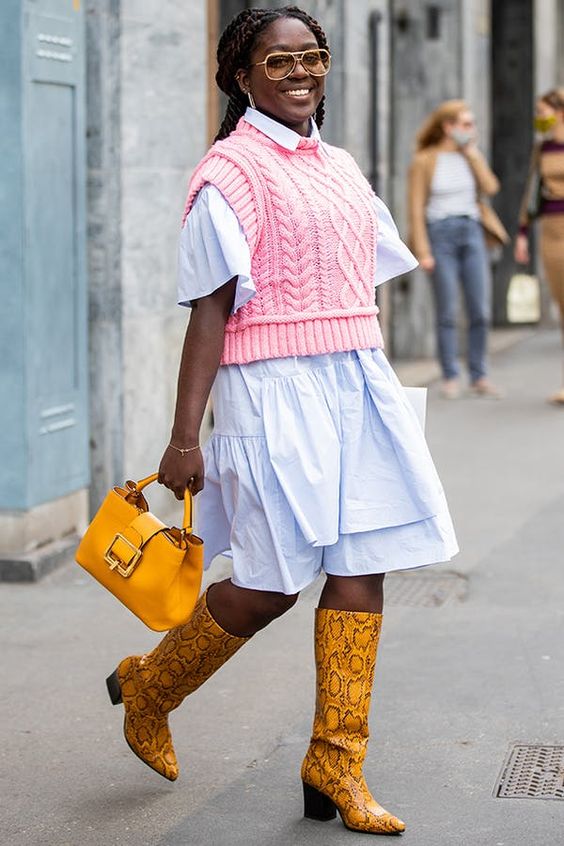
[179,108,458,594]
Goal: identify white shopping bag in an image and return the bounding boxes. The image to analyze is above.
[403,386,427,431]
[507,273,540,324]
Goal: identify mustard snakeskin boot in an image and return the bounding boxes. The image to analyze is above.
[301,608,405,835]
[106,589,248,781]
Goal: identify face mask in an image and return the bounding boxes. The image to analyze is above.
[450,129,474,147]
[534,115,557,133]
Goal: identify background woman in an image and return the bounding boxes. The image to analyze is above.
[515,88,564,405]
[408,100,507,399]
[105,5,457,835]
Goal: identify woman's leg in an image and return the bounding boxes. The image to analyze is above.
[540,215,564,319]
[302,572,405,834]
[428,219,461,382]
[459,219,490,384]
[207,578,299,637]
[540,215,564,401]
[108,581,298,780]
[318,572,384,613]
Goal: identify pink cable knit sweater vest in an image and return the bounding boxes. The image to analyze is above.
[184,118,383,365]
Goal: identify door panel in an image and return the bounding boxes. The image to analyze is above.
[24,6,88,504]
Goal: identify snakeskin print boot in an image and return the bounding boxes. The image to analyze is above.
[106,588,248,781]
[301,608,406,834]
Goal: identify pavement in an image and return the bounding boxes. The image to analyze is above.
[2,328,564,846]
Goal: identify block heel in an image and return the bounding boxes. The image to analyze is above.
[106,669,123,705]
[302,781,337,821]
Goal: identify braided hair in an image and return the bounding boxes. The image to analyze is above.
[215,5,329,142]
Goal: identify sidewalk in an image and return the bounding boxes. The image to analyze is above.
[2,328,564,846]
[392,326,533,387]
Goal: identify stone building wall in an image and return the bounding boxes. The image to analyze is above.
[84,0,497,510]
[84,0,564,516]
[86,0,124,512]
[3,1,563,571]
[86,0,207,513]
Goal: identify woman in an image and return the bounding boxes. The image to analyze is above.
[105,6,457,835]
[515,88,564,405]
[408,100,507,399]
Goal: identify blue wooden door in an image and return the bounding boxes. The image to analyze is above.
[23,2,89,507]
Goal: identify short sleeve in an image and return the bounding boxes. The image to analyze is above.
[177,184,255,314]
[373,195,418,285]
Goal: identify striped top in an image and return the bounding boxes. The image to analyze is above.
[426,152,480,223]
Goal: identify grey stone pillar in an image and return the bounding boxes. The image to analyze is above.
[388,0,464,359]
[86,0,124,513]
[85,1,208,519]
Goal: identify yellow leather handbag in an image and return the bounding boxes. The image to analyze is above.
[75,473,203,631]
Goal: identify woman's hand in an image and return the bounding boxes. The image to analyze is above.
[514,233,530,265]
[461,141,479,158]
[420,254,436,273]
[158,444,205,500]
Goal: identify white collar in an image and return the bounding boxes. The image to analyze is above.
[243,107,321,151]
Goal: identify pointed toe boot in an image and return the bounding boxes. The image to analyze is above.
[106,589,248,780]
[301,608,406,835]
[107,655,179,780]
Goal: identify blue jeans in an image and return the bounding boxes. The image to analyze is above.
[427,216,490,382]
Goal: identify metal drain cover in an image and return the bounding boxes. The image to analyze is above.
[385,570,467,607]
[496,745,564,800]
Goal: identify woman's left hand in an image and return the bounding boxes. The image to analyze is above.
[158,444,205,500]
[514,233,530,265]
[420,254,436,273]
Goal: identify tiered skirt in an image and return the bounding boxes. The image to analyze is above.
[196,348,458,594]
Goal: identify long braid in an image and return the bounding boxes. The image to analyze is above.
[214,5,330,142]
[315,96,326,130]
[217,92,247,143]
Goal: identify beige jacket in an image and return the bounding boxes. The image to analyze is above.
[407,145,508,261]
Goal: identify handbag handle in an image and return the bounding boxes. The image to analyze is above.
[134,473,194,532]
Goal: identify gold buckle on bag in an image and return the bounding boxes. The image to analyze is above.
[104,534,142,578]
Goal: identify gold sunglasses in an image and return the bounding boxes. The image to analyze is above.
[251,48,331,81]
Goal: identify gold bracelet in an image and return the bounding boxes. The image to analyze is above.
[169,442,200,456]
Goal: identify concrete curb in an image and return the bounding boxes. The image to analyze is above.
[0,533,80,582]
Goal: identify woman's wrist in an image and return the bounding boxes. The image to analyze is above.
[168,442,200,456]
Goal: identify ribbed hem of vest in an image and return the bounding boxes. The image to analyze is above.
[221,313,384,365]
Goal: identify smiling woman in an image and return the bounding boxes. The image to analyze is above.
[233,19,327,134]
[102,4,458,837]
[214,7,331,139]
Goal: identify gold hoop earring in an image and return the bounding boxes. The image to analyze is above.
[247,91,256,109]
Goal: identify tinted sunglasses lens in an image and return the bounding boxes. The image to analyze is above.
[303,50,331,75]
[265,54,295,79]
